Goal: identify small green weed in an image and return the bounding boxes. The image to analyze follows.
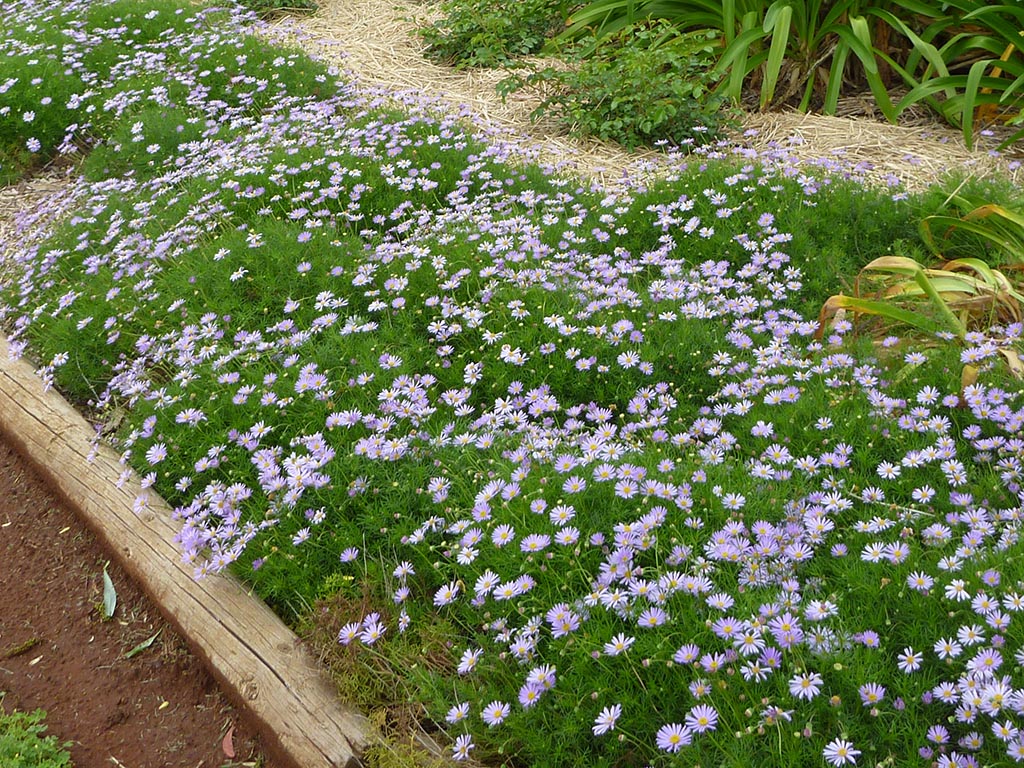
[0,701,73,768]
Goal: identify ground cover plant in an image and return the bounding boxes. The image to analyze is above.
[422,0,1024,150]
[0,0,334,184]
[4,1,1024,767]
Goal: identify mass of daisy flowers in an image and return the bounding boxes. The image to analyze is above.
[3,1,1024,766]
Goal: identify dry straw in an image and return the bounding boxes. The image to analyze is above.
[741,111,1021,192]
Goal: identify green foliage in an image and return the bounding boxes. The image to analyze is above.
[82,0,208,51]
[10,2,1024,766]
[0,0,339,184]
[79,106,208,182]
[502,22,731,148]
[873,1,1024,148]
[920,189,1024,266]
[419,0,566,68]
[558,0,1024,144]
[585,157,933,319]
[0,704,73,768]
[819,254,1014,340]
[77,0,238,93]
[558,0,897,109]
[817,189,1024,350]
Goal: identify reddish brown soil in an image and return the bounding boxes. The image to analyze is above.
[0,437,279,768]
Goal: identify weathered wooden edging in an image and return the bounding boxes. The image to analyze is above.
[0,334,371,768]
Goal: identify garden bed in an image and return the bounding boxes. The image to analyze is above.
[3,1,1024,767]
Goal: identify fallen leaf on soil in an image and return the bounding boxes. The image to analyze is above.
[222,725,236,758]
[124,630,161,659]
[101,564,117,620]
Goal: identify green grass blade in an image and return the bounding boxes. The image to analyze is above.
[959,2,1024,46]
[561,0,636,41]
[820,0,856,30]
[962,58,994,148]
[847,16,897,122]
[911,268,966,337]
[823,40,851,114]
[860,255,929,277]
[895,75,1012,116]
[890,0,947,16]
[944,257,1002,283]
[922,215,1023,261]
[944,258,1024,303]
[1002,71,1024,102]
[869,8,952,84]
[715,20,765,101]
[861,256,967,336]
[124,630,162,659]
[998,123,1024,151]
[817,294,951,337]
[759,2,792,109]
[965,204,1024,231]
[723,0,737,44]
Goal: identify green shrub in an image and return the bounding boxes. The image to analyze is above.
[420,0,566,68]
[502,22,732,148]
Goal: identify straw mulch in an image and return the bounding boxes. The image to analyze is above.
[269,0,1022,191]
[741,111,1021,192]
